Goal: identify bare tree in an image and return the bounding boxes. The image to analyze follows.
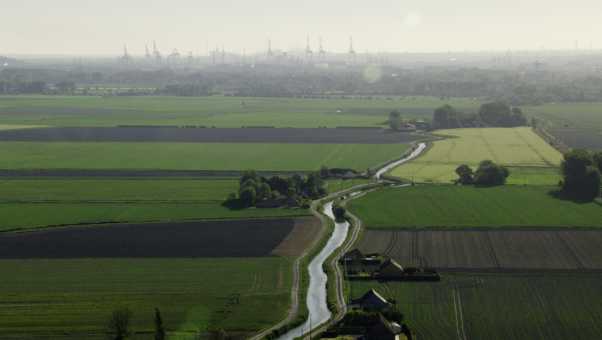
[107,308,132,340]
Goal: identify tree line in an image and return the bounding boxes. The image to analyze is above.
[432,102,527,129]
[4,63,602,104]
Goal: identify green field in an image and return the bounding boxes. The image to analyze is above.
[325,178,373,193]
[0,179,307,231]
[391,127,563,184]
[0,258,292,339]
[0,142,408,172]
[526,102,602,130]
[347,185,602,229]
[350,273,602,340]
[0,95,479,128]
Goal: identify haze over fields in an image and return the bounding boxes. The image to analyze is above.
[3,0,602,55]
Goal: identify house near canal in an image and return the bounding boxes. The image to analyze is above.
[377,259,406,279]
[350,289,393,311]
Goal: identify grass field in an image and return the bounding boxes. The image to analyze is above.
[0,179,308,231]
[390,127,563,184]
[350,273,602,340]
[0,95,479,128]
[0,142,408,171]
[347,185,602,229]
[526,102,602,130]
[325,178,373,193]
[0,258,293,339]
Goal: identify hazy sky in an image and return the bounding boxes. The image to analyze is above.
[2,0,602,55]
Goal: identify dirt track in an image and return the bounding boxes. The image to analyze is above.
[0,127,421,144]
[0,217,319,258]
[359,229,602,271]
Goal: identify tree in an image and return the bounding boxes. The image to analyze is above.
[561,149,601,201]
[473,160,509,186]
[154,308,166,340]
[389,110,402,131]
[455,164,474,185]
[239,178,257,193]
[432,105,459,129]
[239,186,257,207]
[593,152,602,173]
[107,308,132,340]
[239,170,257,186]
[257,182,272,201]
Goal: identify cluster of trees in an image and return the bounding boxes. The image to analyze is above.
[479,102,527,127]
[229,170,327,208]
[433,102,527,129]
[455,161,510,186]
[560,150,602,201]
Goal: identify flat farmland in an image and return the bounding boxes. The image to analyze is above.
[526,103,602,150]
[548,128,602,150]
[350,273,602,340]
[0,95,478,128]
[526,102,602,130]
[0,258,293,339]
[358,230,602,271]
[0,217,320,258]
[0,216,321,339]
[0,127,423,144]
[347,185,602,229]
[0,142,409,171]
[0,179,308,232]
[390,127,563,184]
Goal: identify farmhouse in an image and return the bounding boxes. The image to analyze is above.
[365,314,408,340]
[350,289,392,311]
[377,259,405,279]
[341,249,383,275]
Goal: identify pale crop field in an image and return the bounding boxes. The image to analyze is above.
[391,127,563,184]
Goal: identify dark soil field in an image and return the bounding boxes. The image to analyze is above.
[352,273,602,340]
[0,127,423,144]
[358,230,602,271]
[0,217,320,258]
[549,128,602,150]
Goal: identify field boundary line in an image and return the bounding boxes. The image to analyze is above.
[484,231,501,270]
[514,128,556,167]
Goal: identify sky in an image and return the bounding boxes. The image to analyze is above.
[2,0,602,55]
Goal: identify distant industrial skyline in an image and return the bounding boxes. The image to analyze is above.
[2,0,602,55]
